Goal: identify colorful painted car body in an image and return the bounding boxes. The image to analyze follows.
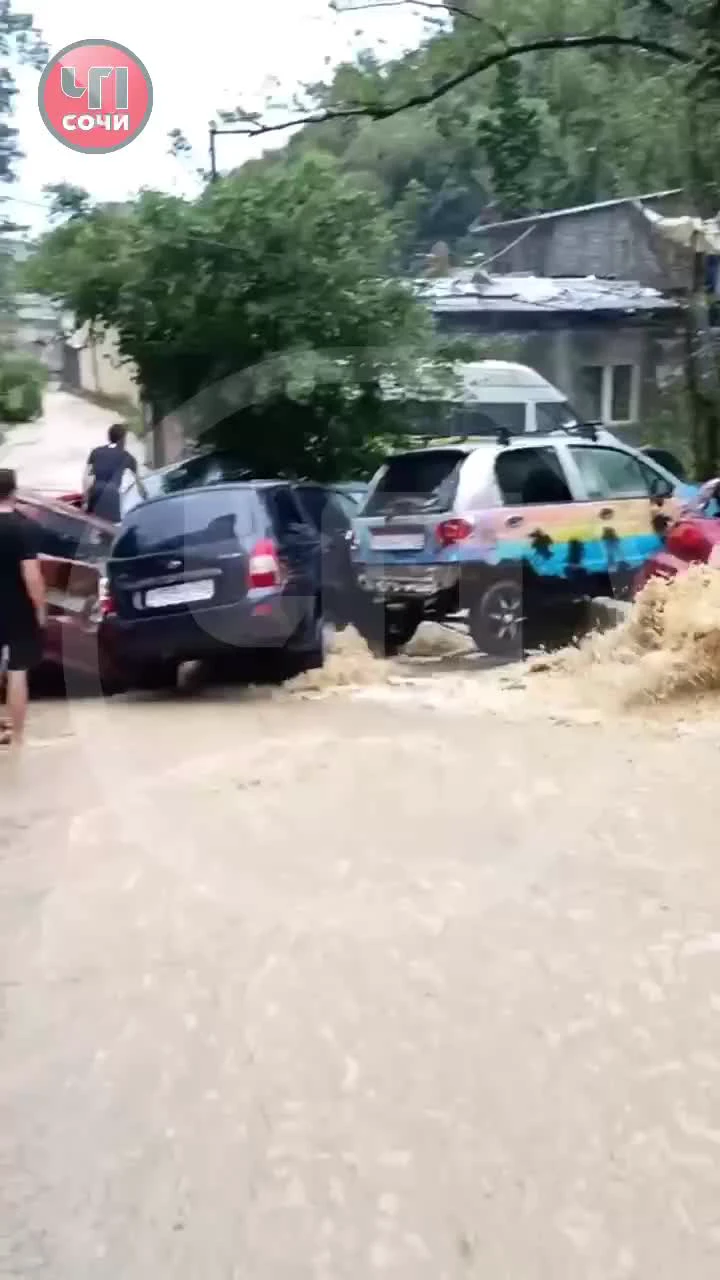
[635,478,720,591]
[350,435,697,654]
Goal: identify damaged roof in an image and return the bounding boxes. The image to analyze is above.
[415,271,681,318]
[469,188,683,235]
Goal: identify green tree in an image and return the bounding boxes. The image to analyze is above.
[27,155,452,477]
[479,60,542,216]
[0,1,45,182]
[1,3,46,384]
[216,0,716,241]
[42,181,93,222]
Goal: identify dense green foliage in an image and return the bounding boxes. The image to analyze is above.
[1,1,45,316]
[0,0,45,189]
[0,3,46,424]
[27,155,457,477]
[0,351,46,423]
[28,1,720,466]
[224,0,720,258]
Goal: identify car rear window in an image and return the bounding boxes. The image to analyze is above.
[160,454,253,495]
[111,488,259,558]
[364,450,465,516]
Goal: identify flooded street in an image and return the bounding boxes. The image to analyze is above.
[4,642,720,1277]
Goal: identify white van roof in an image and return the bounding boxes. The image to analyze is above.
[381,359,567,404]
[459,361,565,398]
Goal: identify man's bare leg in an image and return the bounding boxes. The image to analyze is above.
[5,669,28,746]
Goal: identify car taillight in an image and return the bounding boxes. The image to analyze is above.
[436,517,473,547]
[98,576,116,618]
[249,538,284,589]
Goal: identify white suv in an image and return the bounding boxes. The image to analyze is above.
[351,432,694,657]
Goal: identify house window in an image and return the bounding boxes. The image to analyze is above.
[577,364,639,425]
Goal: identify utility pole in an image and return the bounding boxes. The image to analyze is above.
[208,121,250,182]
[209,123,217,183]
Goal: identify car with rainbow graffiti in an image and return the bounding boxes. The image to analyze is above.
[350,429,697,657]
[634,477,720,592]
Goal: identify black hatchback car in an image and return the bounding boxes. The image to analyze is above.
[102,482,324,689]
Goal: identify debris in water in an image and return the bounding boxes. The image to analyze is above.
[403,623,472,660]
[530,566,720,707]
[287,626,388,693]
[287,621,473,695]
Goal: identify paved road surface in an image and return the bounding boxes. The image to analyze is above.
[2,668,720,1278]
[0,390,144,491]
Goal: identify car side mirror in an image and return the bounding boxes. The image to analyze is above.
[649,475,673,500]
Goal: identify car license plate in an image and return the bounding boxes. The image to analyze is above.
[145,580,215,608]
[370,533,424,551]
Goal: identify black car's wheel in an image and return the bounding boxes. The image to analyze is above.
[469,577,526,658]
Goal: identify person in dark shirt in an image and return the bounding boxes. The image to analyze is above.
[84,423,147,523]
[0,469,46,748]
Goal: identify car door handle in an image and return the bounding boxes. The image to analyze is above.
[599,507,614,520]
[505,515,524,528]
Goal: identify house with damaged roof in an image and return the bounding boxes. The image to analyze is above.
[421,189,698,442]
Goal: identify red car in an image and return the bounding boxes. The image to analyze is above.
[635,479,720,590]
[16,492,124,692]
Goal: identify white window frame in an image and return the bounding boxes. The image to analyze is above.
[580,363,640,426]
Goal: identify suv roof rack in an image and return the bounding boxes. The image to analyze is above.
[408,420,603,448]
[410,428,515,447]
[549,420,601,441]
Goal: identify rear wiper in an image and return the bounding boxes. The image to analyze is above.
[379,496,423,515]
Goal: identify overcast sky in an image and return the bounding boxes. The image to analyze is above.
[9,0,426,232]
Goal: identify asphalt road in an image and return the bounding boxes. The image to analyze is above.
[3,664,720,1278]
[0,389,144,491]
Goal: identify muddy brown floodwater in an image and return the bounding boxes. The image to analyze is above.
[3,597,720,1277]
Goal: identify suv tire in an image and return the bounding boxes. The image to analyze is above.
[469,575,526,659]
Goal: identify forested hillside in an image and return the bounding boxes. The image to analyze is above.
[228,0,719,260]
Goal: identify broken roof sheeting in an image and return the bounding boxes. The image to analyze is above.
[415,272,679,316]
[470,189,683,235]
[640,205,720,255]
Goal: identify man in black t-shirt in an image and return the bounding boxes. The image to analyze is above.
[0,469,46,748]
[84,423,147,523]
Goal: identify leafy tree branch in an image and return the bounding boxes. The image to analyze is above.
[223,33,690,138]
